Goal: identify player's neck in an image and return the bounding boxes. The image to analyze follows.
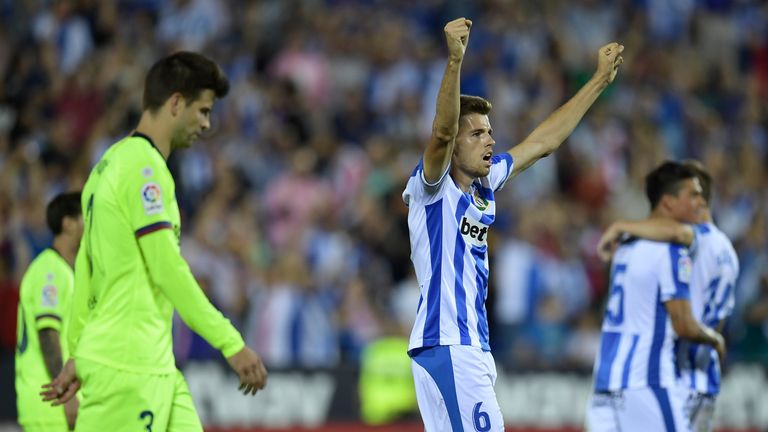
[52,236,76,268]
[451,167,475,193]
[135,112,172,160]
[649,208,674,221]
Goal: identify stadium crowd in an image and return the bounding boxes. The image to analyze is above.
[0,0,767,377]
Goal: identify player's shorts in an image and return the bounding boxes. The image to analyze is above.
[19,422,68,432]
[684,392,716,432]
[75,358,202,432]
[585,386,690,432]
[20,425,67,432]
[17,388,69,432]
[411,345,504,432]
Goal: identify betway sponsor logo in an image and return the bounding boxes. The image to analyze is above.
[460,216,489,247]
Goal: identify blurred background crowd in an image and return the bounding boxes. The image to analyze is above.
[1,0,767,379]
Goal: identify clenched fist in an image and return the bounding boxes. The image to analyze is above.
[444,18,472,61]
[595,42,624,84]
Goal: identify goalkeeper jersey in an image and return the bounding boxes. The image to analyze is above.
[15,248,73,425]
[69,132,243,374]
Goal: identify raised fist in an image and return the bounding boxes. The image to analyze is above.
[596,42,624,84]
[444,18,472,60]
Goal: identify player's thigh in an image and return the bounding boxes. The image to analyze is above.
[411,346,503,432]
[449,346,503,432]
[75,359,174,432]
[167,370,203,432]
[412,358,452,432]
[619,387,689,432]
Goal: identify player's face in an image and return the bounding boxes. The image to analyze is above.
[172,89,215,150]
[64,214,84,242]
[453,113,496,178]
[668,177,705,224]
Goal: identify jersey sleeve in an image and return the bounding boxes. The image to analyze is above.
[658,244,692,302]
[120,156,176,235]
[67,244,91,356]
[487,153,514,192]
[402,159,448,207]
[27,258,68,332]
[138,225,245,358]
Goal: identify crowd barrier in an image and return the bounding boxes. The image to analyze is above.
[181,362,768,430]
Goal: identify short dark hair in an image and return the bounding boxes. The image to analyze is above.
[46,192,82,235]
[143,51,230,112]
[682,159,712,204]
[460,95,492,118]
[645,161,698,210]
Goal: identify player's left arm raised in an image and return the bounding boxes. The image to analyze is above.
[507,42,624,178]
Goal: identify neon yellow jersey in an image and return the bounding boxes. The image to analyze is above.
[15,248,73,426]
[70,133,243,374]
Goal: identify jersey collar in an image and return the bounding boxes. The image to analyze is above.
[131,131,165,159]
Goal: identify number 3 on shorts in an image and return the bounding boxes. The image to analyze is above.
[473,402,491,432]
[139,410,154,431]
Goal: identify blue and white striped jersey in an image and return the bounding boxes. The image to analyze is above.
[676,222,739,395]
[593,239,692,392]
[402,154,514,353]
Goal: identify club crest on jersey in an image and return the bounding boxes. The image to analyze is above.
[678,254,692,284]
[460,216,489,247]
[141,182,163,215]
[41,284,58,307]
[473,194,489,211]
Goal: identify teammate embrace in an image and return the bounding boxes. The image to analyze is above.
[589,160,737,432]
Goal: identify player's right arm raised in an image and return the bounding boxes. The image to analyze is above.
[423,17,472,184]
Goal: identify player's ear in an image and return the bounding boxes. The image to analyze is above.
[168,93,184,116]
[659,193,676,213]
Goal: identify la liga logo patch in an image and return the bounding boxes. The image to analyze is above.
[141,182,164,215]
[677,254,693,284]
[41,284,58,307]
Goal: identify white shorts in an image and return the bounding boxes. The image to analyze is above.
[685,392,716,432]
[585,386,690,432]
[411,345,503,432]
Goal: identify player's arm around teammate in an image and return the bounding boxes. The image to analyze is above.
[597,218,695,261]
[506,43,624,178]
[422,17,472,184]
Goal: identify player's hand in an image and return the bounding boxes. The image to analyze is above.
[41,358,80,406]
[597,223,622,262]
[712,332,727,370]
[595,42,624,84]
[64,397,79,430]
[444,18,472,61]
[227,346,268,396]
